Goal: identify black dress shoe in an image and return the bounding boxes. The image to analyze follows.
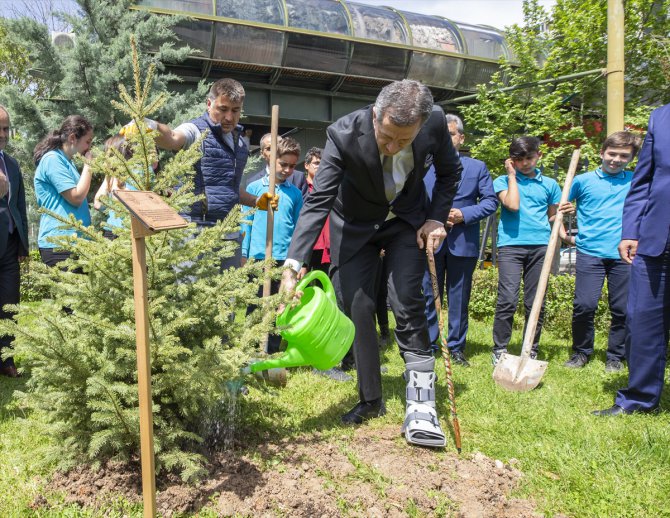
[592,405,631,416]
[593,404,658,416]
[450,351,470,367]
[341,399,386,425]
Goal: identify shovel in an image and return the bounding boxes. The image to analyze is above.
[493,149,580,392]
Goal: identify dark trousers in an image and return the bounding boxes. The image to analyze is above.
[0,232,20,369]
[308,248,330,274]
[492,245,547,353]
[331,219,430,403]
[572,250,630,360]
[39,247,72,268]
[423,245,478,352]
[376,255,389,329]
[246,278,282,354]
[616,235,670,412]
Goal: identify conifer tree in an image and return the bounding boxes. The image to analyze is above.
[0,39,281,482]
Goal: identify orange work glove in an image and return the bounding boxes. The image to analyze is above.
[256,192,280,210]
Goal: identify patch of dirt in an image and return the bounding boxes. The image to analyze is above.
[40,425,542,517]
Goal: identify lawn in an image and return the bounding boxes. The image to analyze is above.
[1,317,668,517]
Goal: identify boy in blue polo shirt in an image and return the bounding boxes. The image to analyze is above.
[559,131,641,372]
[242,137,304,353]
[492,136,561,364]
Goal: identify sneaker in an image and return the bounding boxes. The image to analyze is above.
[564,352,589,368]
[450,351,470,367]
[492,349,507,366]
[314,367,353,382]
[605,359,624,373]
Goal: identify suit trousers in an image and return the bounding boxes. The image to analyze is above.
[331,219,431,402]
[423,246,478,351]
[492,245,547,353]
[0,231,20,368]
[572,251,630,360]
[615,234,670,412]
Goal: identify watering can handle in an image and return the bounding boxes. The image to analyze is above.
[295,269,336,303]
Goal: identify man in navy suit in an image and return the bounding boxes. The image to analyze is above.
[422,114,498,366]
[0,105,29,378]
[594,104,670,416]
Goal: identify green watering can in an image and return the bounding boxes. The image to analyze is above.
[247,270,354,374]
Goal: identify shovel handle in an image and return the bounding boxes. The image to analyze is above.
[520,149,580,358]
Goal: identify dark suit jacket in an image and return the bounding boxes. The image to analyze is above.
[622,104,670,257]
[424,156,498,257]
[288,105,462,266]
[0,152,29,257]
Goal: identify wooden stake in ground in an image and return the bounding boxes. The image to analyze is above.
[115,191,188,518]
[262,105,279,352]
[426,248,462,453]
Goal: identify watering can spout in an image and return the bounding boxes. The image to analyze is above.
[248,346,308,373]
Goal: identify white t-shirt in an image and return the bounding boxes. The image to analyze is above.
[175,122,235,150]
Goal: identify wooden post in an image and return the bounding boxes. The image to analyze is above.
[262,105,280,352]
[115,191,188,518]
[607,0,625,134]
[130,216,157,518]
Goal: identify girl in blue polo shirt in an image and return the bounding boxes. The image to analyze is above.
[34,115,94,268]
[559,131,641,372]
[492,136,561,364]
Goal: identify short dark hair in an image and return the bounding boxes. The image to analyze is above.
[208,78,245,103]
[601,131,642,157]
[509,136,541,159]
[277,136,300,158]
[304,147,322,164]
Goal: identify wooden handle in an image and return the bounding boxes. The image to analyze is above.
[520,149,580,357]
[263,105,280,297]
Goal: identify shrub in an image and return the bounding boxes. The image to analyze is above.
[469,266,611,340]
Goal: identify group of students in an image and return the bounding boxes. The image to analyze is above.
[488,131,641,374]
[20,111,652,378]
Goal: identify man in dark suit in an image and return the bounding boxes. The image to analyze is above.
[0,105,29,378]
[594,104,670,416]
[281,80,462,447]
[422,114,498,367]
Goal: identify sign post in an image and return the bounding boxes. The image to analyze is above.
[114,191,188,518]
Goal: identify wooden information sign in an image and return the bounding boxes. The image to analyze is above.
[114,191,188,518]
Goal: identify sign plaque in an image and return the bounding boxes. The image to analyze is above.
[114,190,188,232]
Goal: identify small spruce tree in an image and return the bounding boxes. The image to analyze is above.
[0,39,281,481]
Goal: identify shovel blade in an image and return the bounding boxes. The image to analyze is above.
[492,353,548,392]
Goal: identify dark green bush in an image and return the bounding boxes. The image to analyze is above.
[469,267,611,340]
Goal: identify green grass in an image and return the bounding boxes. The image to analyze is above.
[1,317,669,517]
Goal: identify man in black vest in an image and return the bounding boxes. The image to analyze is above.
[0,105,29,378]
[280,80,462,447]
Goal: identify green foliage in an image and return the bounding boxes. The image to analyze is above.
[461,0,670,180]
[469,267,611,340]
[0,18,36,94]
[0,42,281,481]
[19,250,51,303]
[0,0,205,172]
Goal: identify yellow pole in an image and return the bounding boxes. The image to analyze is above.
[130,216,157,518]
[607,0,625,134]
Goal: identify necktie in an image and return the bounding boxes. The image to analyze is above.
[382,155,396,202]
[0,154,14,233]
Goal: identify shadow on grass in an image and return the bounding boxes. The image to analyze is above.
[0,375,27,421]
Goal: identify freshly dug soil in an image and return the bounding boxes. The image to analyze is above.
[41,424,542,517]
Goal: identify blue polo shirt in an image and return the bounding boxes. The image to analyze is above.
[569,168,633,259]
[34,149,92,249]
[493,169,561,247]
[242,176,303,260]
